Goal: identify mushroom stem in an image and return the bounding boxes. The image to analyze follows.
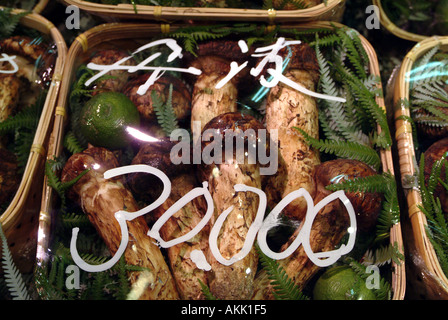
[61,147,179,300]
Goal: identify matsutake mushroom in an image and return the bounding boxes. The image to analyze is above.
[197,112,268,300]
[187,41,249,134]
[252,159,382,300]
[61,146,179,300]
[129,138,210,300]
[0,35,50,121]
[264,42,321,222]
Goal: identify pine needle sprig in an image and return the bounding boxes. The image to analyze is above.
[0,223,31,300]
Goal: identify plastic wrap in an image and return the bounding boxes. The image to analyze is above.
[36,22,405,300]
[394,37,448,298]
[0,8,66,277]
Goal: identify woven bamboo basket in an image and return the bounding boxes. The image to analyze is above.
[33,0,49,13]
[37,21,405,300]
[61,0,345,23]
[0,9,67,273]
[372,0,440,43]
[394,36,448,298]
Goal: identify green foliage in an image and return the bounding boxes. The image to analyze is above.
[151,84,179,136]
[345,258,392,300]
[256,244,309,300]
[169,23,278,57]
[295,127,381,171]
[262,0,309,9]
[0,222,31,300]
[0,90,47,170]
[363,242,405,267]
[45,159,90,214]
[0,7,30,39]
[198,279,218,300]
[417,156,448,277]
[408,46,448,134]
[314,30,392,152]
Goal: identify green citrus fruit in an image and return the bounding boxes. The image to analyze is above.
[313,265,377,300]
[79,92,140,150]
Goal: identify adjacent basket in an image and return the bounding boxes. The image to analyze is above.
[372,0,437,42]
[38,20,405,300]
[33,0,49,13]
[394,36,448,298]
[61,0,345,23]
[0,9,67,273]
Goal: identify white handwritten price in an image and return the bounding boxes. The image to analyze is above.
[0,53,19,74]
[70,164,357,272]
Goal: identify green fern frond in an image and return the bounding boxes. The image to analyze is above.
[0,223,31,300]
[336,28,368,80]
[45,160,90,213]
[152,84,179,136]
[363,242,404,267]
[295,127,381,170]
[0,8,30,39]
[61,212,91,229]
[63,131,86,155]
[346,258,391,300]
[198,279,218,300]
[256,244,309,300]
[324,172,393,194]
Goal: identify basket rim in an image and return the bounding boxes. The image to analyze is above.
[61,0,345,22]
[39,21,405,300]
[393,36,448,292]
[372,0,438,43]
[0,9,68,231]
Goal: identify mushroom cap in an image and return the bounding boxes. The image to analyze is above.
[89,49,135,94]
[198,112,271,179]
[61,147,121,204]
[314,159,382,232]
[122,74,191,122]
[128,138,191,200]
[414,107,448,140]
[424,137,448,214]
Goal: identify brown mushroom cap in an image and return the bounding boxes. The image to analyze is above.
[314,159,383,232]
[198,112,271,179]
[424,137,448,214]
[183,40,252,83]
[61,146,121,204]
[414,108,448,140]
[128,138,191,201]
[89,49,135,94]
[0,36,45,62]
[122,74,191,123]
